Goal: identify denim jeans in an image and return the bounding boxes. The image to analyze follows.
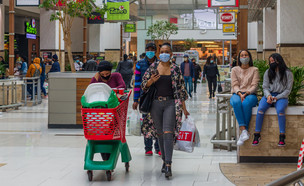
[255,93,288,133]
[184,76,193,97]
[40,76,47,96]
[230,94,258,129]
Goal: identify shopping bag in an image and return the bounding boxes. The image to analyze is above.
[81,83,120,108]
[174,116,199,153]
[217,81,223,93]
[129,110,142,136]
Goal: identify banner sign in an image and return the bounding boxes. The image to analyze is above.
[25,19,37,39]
[16,0,39,6]
[223,24,235,33]
[208,0,239,7]
[124,23,136,32]
[88,12,105,24]
[107,0,130,21]
[219,12,235,24]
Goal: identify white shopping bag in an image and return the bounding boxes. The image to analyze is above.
[128,110,142,136]
[174,116,200,153]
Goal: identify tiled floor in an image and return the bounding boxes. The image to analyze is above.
[0,83,237,186]
[220,163,297,186]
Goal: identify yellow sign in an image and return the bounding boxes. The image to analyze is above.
[223,24,235,33]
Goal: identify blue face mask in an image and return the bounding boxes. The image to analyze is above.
[210,60,214,63]
[159,53,171,63]
[146,51,155,59]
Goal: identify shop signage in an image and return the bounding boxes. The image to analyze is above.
[223,24,235,33]
[88,12,104,24]
[16,0,39,6]
[25,19,37,39]
[107,0,130,21]
[124,23,136,33]
[219,12,235,24]
[208,0,239,7]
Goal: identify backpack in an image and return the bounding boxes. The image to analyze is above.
[32,64,41,77]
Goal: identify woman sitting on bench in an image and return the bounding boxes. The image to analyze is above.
[252,53,293,147]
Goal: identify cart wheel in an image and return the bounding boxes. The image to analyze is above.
[106,170,111,181]
[87,170,93,181]
[125,162,130,172]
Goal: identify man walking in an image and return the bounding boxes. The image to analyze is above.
[180,54,195,98]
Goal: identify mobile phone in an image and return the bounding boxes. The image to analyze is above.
[153,69,159,75]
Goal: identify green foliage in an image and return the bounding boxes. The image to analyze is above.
[183,38,197,50]
[288,66,304,105]
[147,20,178,41]
[254,60,304,105]
[40,0,107,21]
[253,60,269,99]
[65,63,71,71]
[0,63,6,75]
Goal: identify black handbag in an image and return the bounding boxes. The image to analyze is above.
[217,81,223,93]
[139,84,157,114]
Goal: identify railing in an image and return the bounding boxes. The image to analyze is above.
[267,168,304,186]
[0,79,23,112]
[23,77,42,106]
[210,93,237,151]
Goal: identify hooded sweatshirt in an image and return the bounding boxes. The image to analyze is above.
[26,58,42,77]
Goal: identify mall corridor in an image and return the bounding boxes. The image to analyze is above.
[0,84,237,186]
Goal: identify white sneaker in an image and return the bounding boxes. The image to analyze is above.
[237,130,250,146]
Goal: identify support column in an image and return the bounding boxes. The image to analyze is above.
[83,17,87,63]
[0,4,4,58]
[237,0,248,53]
[9,0,14,75]
[263,7,277,60]
[40,9,65,72]
[247,22,258,60]
[276,0,304,67]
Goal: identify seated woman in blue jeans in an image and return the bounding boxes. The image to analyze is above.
[252,53,293,147]
[230,50,260,146]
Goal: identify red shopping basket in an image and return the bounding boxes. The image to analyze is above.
[81,91,131,143]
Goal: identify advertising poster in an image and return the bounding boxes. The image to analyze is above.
[218,65,230,81]
[107,0,129,21]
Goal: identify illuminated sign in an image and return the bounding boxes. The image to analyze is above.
[223,24,235,33]
[219,12,236,24]
[16,0,39,6]
[124,24,136,32]
[208,0,239,7]
[25,19,37,39]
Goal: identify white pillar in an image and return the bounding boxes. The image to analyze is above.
[247,22,258,60]
[276,0,304,66]
[40,9,65,71]
[0,4,4,56]
[263,6,277,59]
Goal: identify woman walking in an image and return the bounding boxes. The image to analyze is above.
[203,56,220,98]
[116,54,134,89]
[230,50,259,146]
[252,53,293,146]
[141,43,190,178]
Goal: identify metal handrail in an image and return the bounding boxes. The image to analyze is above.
[23,77,42,106]
[267,168,304,186]
[0,79,23,111]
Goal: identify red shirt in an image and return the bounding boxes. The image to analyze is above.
[90,72,126,89]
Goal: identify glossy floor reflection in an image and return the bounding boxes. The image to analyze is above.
[0,83,236,186]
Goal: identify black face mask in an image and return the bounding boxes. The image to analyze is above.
[270,63,278,71]
[101,74,111,80]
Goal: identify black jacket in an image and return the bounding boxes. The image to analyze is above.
[203,63,220,78]
[84,59,97,71]
[193,64,202,79]
[116,60,133,75]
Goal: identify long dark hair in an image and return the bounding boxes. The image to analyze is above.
[206,56,214,66]
[237,50,253,67]
[268,53,289,84]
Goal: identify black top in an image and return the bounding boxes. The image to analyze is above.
[155,75,174,97]
[203,63,220,78]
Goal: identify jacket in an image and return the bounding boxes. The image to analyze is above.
[40,62,46,78]
[116,60,133,75]
[133,57,158,102]
[180,61,195,78]
[84,59,97,71]
[194,64,202,79]
[203,63,220,78]
[49,61,60,72]
[26,60,42,77]
[20,62,28,75]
